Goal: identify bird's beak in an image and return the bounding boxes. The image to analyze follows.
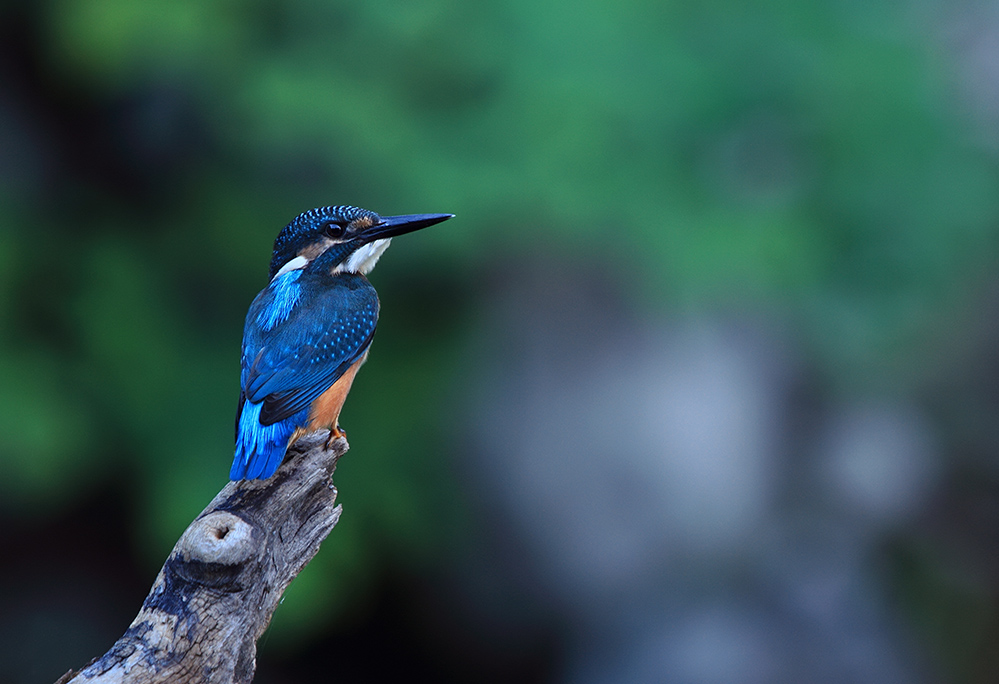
[358,213,454,244]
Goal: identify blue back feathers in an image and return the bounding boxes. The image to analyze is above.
[231,270,380,480]
[256,269,302,331]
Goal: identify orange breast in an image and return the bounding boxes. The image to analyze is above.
[306,355,365,431]
[286,352,369,449]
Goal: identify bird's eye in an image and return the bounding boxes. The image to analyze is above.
[323,222,346,239]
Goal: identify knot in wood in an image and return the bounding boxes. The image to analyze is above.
[178,511,256,566]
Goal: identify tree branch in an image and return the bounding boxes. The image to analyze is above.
[57,431,346,684]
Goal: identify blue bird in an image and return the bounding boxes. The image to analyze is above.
[230,205,453,480]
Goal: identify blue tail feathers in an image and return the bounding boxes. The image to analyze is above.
[231,400,301,480]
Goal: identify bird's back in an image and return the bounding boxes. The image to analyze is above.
[232,271,379,479]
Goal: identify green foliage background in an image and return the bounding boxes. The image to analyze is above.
[1,0,997,677]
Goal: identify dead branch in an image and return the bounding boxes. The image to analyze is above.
[56,431,346,684]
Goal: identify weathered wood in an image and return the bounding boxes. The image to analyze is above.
[56,431,346,684]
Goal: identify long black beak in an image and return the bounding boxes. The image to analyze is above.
[358,213,453,244]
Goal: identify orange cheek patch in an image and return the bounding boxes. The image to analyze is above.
[350,215,377,231]
[298,238,333,261]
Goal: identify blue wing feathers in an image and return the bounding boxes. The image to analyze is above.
[258,331,374,424]
[231,272,379,480]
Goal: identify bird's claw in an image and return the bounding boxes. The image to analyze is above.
[326,425,346,448]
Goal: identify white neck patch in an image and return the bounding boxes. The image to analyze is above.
[336,238,392,275]
[273,255,310,279]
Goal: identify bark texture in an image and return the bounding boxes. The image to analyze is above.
[57,431,346,684]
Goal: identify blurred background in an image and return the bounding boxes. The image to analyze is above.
[1,0,998,682]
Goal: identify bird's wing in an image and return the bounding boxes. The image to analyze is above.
[239,277,379,427]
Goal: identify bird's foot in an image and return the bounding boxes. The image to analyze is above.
[326,425,346,448]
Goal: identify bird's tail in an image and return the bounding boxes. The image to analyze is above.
[231,401,296,480]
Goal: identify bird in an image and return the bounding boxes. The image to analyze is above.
[230,205,453,480]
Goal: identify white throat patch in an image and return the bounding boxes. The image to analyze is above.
[337,238,392,275]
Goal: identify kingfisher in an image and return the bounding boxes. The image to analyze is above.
[230,205,453,480]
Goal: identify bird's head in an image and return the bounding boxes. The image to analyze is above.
[268,205,453,280]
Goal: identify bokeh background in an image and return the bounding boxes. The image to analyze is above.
[1,0,998,682]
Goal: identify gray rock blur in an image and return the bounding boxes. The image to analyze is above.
[455,261,939,683]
